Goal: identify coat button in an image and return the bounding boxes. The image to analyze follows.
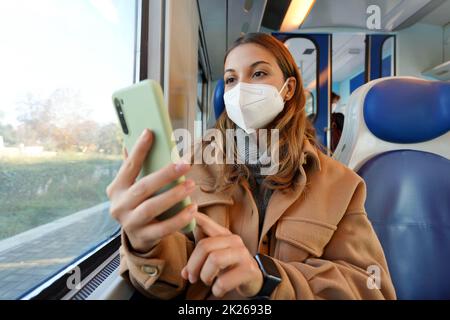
[141,265,159,277]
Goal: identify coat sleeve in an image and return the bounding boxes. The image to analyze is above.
[270,181,397,300]
[119,230,194,300]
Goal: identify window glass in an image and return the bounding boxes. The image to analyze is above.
[382,37,395,77]
[0,0,137,299]
[331,33,366,151]
[331,33,366,111]
[304,90,315,120]
[196,63,207,140]
[285,38,317,120]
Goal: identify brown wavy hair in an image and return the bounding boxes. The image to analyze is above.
[212,33,317,191]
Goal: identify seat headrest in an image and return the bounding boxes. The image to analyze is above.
[214,79,225,119]
[364,78,450,143]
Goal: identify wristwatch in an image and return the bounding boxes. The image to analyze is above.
[251,254,282,299]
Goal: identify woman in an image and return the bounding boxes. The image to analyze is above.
[107,33,396,300]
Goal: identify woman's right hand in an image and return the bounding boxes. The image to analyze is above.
[106,128,197,253]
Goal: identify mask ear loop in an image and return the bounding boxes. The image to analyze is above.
[279,79,290,101]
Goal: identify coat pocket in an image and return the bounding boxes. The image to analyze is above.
[274,217,337,262]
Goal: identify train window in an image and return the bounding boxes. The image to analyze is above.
[0,0,137,299]
[382,37,395,77]
[304,90,315,121]
[331,33,366,112]
[331,33,366,151]
[285,38,318,120]
[196,64,207,139]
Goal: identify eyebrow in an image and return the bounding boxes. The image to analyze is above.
[224,60,271,74]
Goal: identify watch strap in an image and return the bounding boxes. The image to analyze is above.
[251,253,282,299]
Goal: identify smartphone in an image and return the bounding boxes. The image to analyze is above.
[112,79,195,234]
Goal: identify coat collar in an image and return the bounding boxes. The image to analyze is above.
[301,138,322,173]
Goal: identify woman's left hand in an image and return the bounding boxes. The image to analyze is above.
[181,212,263,298]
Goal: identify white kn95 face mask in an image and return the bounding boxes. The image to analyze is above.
[223,80,289,134]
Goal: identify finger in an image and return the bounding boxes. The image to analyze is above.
[185,234,239,283]
[129,179,196,227]
[127,159,191,205]
[193,222,206,243]
[192,210,208,243]
[199,247,241,286]
[212,265,253,298]
[193,212,231,238]
[181,266,189,280]
[136,204,197,242]
[115,129,153,188]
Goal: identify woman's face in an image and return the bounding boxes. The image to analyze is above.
[224,43,295,100]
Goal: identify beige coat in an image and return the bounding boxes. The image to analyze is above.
[119,139,397,300]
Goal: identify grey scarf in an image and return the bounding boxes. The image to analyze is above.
[235,129,273,238]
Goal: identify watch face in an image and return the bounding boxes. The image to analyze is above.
[253,254,282,298]
[259,254,281,278]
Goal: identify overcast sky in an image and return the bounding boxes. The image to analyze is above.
[0,0,136,126]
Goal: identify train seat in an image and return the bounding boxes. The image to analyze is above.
[334,77,450,299]
[213,79,226,119]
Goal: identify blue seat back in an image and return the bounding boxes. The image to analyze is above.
[358,150,450,299]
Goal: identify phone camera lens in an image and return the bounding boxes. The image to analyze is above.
[114,98,129,135]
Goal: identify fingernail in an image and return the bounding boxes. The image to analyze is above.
[141,129,149,139]
[185,180,195,192]
[189,274,196,284]
[175,161,189,173]
[189,204,197,213]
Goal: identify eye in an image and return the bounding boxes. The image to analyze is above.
[225,77,236,85]
[253,71,267,78]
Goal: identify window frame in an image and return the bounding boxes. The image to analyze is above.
[21,229,121,300]
[197,10,212,131]
[365,34,397,82]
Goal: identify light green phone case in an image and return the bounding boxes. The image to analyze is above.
[112,79,196,233]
